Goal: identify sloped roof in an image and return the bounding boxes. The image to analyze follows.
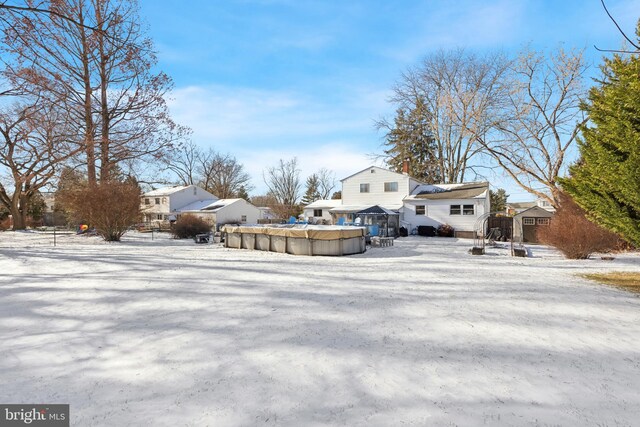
[507,201,537,210]
[514,206,554,219]
[179,198,242,213]
[304,199,343,209]
[356,205,399,216]
[407,182,489,200]
[144,185,191,197]
[339,165,424,184]
[329,203,402,213]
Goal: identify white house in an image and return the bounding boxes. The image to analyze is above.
[340,166,423,211]
[302,199,342,223]
[403,182,490,238]
[141,185,216,224]
[178,198,260,229]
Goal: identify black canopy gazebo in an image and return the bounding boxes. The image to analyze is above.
[355,205,399,237]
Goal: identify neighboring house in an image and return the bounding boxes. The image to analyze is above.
[513,206,553,243]
[141,185,216,224]
[506,199,555,215]
[178,198,260,230]
[257,206,276,221]
[302,199,342,223]
[403,182,491,238]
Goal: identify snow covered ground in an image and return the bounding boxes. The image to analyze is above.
[1,230,639,426]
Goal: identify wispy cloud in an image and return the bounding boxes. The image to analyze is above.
[166,84,390,194]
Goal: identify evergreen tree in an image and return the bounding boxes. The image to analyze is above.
[562,29,640,245]
[235,186,250,201]
[380,98,442,183]
[489,189,509,213]
[301,174,320,205]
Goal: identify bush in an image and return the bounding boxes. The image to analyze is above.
[437,223,455,237]
[172,215,211,239]
[58,179,142,242]
[537,192,621,259]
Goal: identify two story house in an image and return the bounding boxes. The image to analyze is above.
[141,185,216,223]
[303,164,491,238]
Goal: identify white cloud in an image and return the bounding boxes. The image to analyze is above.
[166,84,392,195]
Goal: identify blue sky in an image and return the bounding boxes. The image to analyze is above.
[140,0,640,201]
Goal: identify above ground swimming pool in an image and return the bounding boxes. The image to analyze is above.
[222,225,366,256]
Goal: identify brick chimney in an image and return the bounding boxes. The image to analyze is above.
[402,159,410,175]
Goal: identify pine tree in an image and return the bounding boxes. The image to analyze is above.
[562,28,640,246]
[301,174,320,205]
[489,189,509,213]
[381,98,442,183]
[235,186,250,201]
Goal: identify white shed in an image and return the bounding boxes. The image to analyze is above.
[178,198,260,229]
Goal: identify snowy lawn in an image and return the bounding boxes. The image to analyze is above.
[1,231,639,426]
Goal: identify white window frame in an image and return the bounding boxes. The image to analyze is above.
[384,181,398,192]
[359,183,370,193]
[537,218,550,225]
[462,204,475,215]
[416,205,426,215]
[523,218,535,225]
[450,205,461,215]
[241,215,247,222]
[313,209,323,217]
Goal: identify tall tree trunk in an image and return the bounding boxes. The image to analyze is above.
[96,3,110,182]
[78,4,97,185]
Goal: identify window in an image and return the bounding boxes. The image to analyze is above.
[241,215,247,222]
[416,205,426,215]
[156,214,163,220]
[370,169,375,173]
[450,205,461,215]
[360,183,370,193]
[155,198,161,205]
[523,218,535,225]
[463,204,475,215]
[313,209,323,217]
[144,198,150,205]
[537,218,550,225]
[384,182,398,192]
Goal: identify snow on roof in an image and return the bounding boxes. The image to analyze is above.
[144,185,191,196]
[339,165,425,184]
[329,204,402,213]
[179,198,242,213]
[406,182,489,200]
[304,199,342,209]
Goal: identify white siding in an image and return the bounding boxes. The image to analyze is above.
[341,167,419,207]
[403,198,488,232]
[302,207,333,222]
[215,200,260,225]
[141,185,216,222]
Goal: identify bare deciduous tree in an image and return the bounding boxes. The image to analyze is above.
[316,168,335,200]
[198,150,252,199]
[0,102,81,229]
[1,0,181,185]
[388,49,510,183]
[478,48,588,208]
[263,157,301,218]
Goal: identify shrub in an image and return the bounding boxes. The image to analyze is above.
[537,192,621,259]
[437,223,455,237]
[58,179,142,242]
[172,215,211,239]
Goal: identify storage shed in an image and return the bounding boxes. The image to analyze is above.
[513,206,553,243]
